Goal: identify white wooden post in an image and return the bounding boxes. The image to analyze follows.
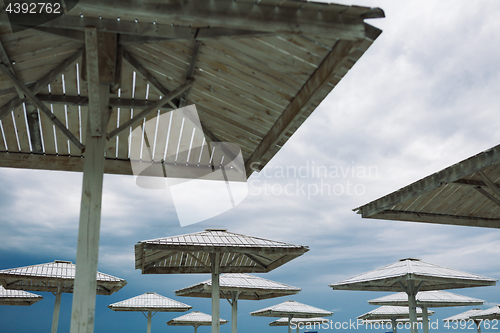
[391,318,397,333]
[211,253,220,333]
[70,27,113,333]
[231,291,239,333]
[406,281,419,333]
[194,325,198,333]
[421,306,429,333]
[51,283,62,333]
[147,310,152,333]
[70,83,109,333]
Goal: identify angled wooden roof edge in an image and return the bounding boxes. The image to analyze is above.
[70,0,384,37]
[354,143,500,218]
[246,22,382,176]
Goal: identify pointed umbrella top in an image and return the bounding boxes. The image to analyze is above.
[369,290,484,308]
[136,229,309,274]
[0,285,43,306]
[108,292,192,312]
[175,273,301,300]
[470,305,500,320]
[251,300,333,318]
[358,306,434,321]
[167,311,228,326]
[0,260,127,295]
[329,258,497,291]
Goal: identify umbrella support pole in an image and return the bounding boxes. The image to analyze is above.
[421,306,429,333]
[288,315,293,333]
[70,29,114,333]
[406,281,419,333]
[51,284,62,333]
[147,310,152,333]
[194,324,199,333]
[211,253,221,333]
[231,291,239,333]
[474,320,481,333]
[391,318,397,333]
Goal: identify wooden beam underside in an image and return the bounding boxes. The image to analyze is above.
[0,12,381,178]
[0,151,245,180]
[7,0,383,39]
[358,144,500,218]
[367,210,500,229]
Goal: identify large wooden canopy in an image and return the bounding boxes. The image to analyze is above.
[0,2,383,332]
[354,144,500,228]
[0,0,383,178]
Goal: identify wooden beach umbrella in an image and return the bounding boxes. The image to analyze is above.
[0,285,43,306]
[175,273,301,333]
[358,306,434,333]
[167,311,228,333]
[369,290,484,333]
[251,300,333,333]
[108,292,191,333]
[353,144,500,229]
[136,229,308,333]
[0,0,384,331]
[471,304,500,320]
[443,309,485,333]
[329,258,496,333]
[269,317,329,333]
[0,260,126,333]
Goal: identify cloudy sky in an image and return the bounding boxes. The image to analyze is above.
[1,1,500,333]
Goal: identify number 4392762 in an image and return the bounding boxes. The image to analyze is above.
[5,2,62,14]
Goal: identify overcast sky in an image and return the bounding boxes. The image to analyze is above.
[1,1,500,333]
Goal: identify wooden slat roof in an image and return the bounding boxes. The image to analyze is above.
[0,0,383,178]
[135,229,309,274]
[167,311,228,326]
[269,317,329,326]
[329,258,497,292]
[0,285,43,306]
[0,260,127,295]
[108,292,191,312]
[368,290,484,308]
[357,306,433,321]
[250,300,333,318]
[174,273,300,300]
[354,144,500,228]
[470,305,500,320]
[443,309,484,322]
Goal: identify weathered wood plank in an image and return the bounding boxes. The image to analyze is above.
[50,75,70,155]
[116,62,134,160]
[245,39,357,175]
[140,41,291,107]
[9,41,82,65]
[177,112,196,165]
[11,105,31,152]
[1,112,20,152]
[165,110,183,163]
[63,62,84,156]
